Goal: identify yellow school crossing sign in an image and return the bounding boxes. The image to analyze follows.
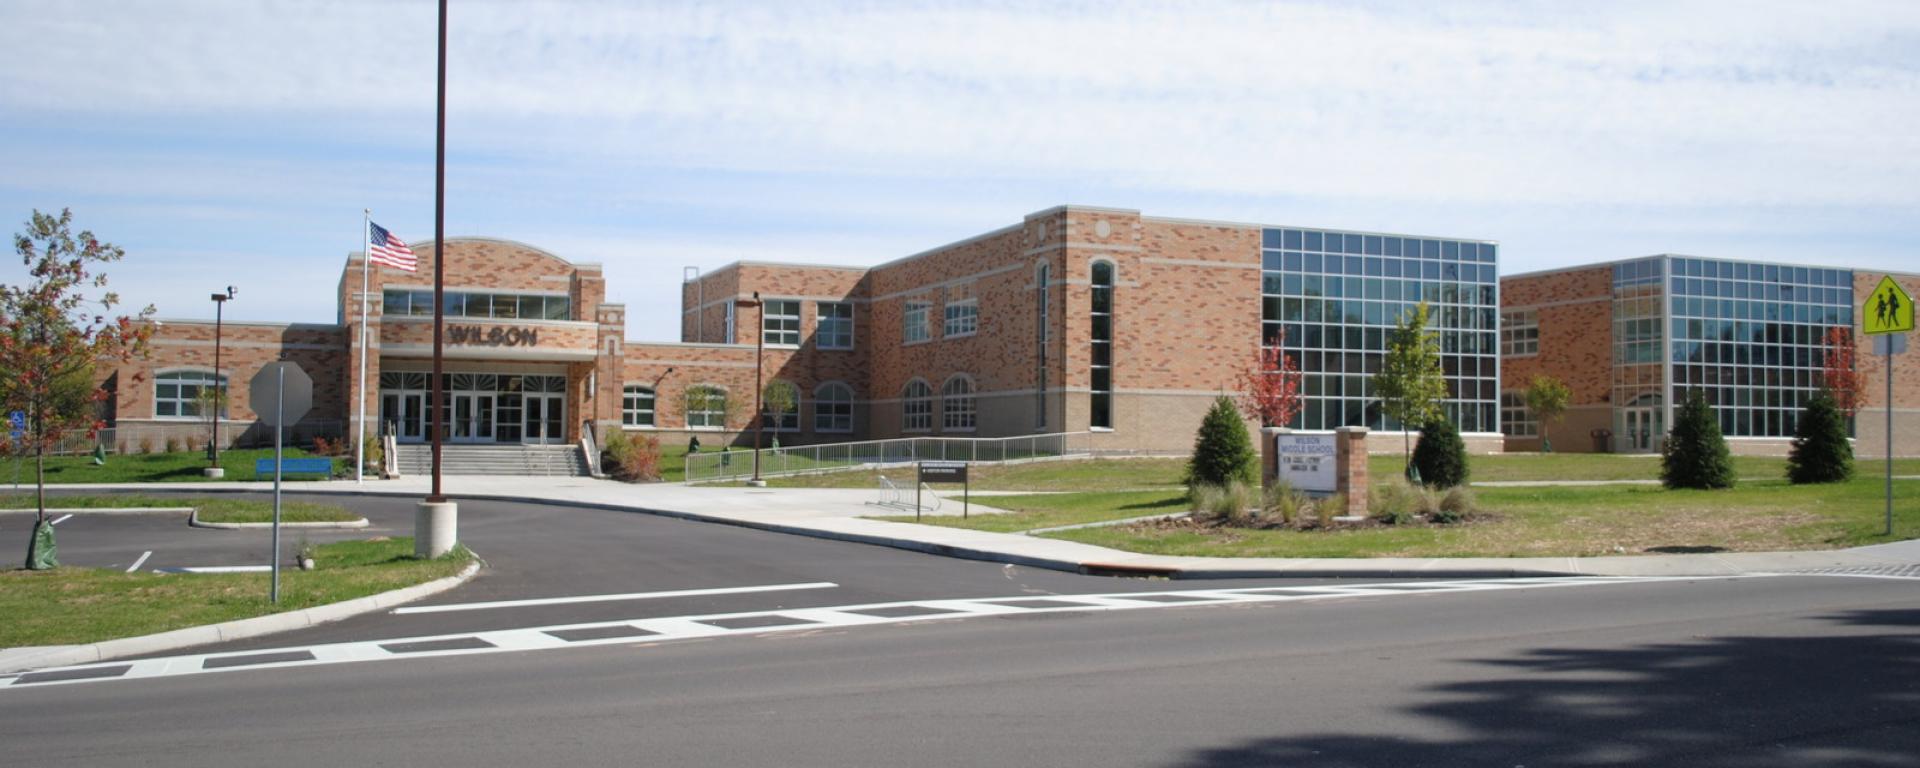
[1863,275,1914,335]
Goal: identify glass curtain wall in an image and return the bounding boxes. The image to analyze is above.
[1261,228,1501,433]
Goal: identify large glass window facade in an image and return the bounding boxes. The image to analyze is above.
[382,289,570,320]
[1261,228,1500,433]
[1666,257,1853,439]
[1090,261,1114,429]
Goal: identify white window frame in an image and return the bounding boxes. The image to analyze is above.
[622,384,655,427]
[1500,391,1538,437]
[941,375,977,432]
[686,384,728,430]
[1501,308,1539,357]
[943,299,979,338]
[904,301,931,344]
[155,369,226,420]
[762,299,801,347]
[902,379,933,432]
[813,381,854,433]
[816,301,854,350]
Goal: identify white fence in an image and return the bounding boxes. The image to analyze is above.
[684,432,1095,483]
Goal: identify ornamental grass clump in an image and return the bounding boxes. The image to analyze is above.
[1191,481,1257,525]
[1433,486,1477,524]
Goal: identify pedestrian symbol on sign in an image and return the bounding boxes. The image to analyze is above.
[1863,276,1915,335]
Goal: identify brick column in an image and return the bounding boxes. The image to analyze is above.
[1335,426,1369,516]
[1259,426,1287,489]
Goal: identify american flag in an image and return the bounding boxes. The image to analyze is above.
[367,222,418,272]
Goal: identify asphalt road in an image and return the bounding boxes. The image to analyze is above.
[2,570,1913,767]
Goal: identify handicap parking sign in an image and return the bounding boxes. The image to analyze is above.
[8,410,23,440]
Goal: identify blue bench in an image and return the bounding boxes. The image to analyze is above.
[255,457,335,478]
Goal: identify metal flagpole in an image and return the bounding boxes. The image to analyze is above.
[356,208,370,483]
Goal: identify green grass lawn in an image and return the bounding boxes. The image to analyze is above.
[0,537,472,647]
[10,448,344,484]
[873,490,1189,533]
[1370,453,1920,483]
[1046,475,1920,559]
[0,494,358,524]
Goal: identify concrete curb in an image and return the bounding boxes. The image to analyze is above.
[187,509,370,530]
[0,507,188,515]
[0,557,481,675]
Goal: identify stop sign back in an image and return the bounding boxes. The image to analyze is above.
[249,361,313,427]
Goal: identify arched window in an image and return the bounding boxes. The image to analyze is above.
[902,379,933,432]
[1090,260,1114,429]
[155,370,226,419]
[942,375,976,432]
[762,379,800,432]
[622,385,655,427]
[814,382,853,433]
[686,384,727,429]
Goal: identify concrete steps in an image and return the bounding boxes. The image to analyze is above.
[393,443,588,477]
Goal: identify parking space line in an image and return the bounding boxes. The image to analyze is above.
[155,565,271,574]
[390,581,840,615]
[49,514,72,526]
[126,551,152,573]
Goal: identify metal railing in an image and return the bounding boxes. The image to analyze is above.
[683,431,1095,484]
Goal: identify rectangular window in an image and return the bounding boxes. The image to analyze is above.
[943,300,979,338]
[686,386,727,429]
[622,386,655,427]
[762,299,801,346]
[816,302,854,350]
[381,289,568,321]
[1500,392,1537,437]
[904,301,931,343]
[724,301,736,343]
[1501,309,1539,356]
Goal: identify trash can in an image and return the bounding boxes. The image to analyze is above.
[1590,428,1613,453]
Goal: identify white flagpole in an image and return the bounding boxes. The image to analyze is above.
[356,209,371,483]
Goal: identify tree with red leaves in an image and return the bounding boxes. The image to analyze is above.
[1819,326,1863,418]
[1235,343,1303,429]
[0,209,152,568]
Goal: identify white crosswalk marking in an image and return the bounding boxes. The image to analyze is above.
[0,575,1759,692]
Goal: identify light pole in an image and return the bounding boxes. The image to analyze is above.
[736,293,765,486]
[205,286,234,478]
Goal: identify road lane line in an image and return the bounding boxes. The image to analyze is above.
[2,575,1766,692]
[155,565,272,574]
[49,514,72,526]
[390,581,840,615]
[126,551,152,573]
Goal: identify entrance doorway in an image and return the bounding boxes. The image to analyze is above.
[523,394,565,444]
[452,392,495,443]
[1619,396,1664,453]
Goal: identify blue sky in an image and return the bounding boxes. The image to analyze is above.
[1,0,1916,339]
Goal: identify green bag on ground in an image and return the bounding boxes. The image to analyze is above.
[25,518,57,570]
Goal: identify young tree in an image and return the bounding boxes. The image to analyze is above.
[1787,391,1853,484]
[0,209,153,568]
[1376,302,1446,480]
[1819,326,1864,419]
[1661,390,1735,490]
[1186,395,1257,494]
[1524,374,1571,452]
[761,380,798,433]
[1234,344,1302,428]
[1411,418,1469,488]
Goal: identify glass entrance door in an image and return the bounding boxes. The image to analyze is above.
[452,393,495,443]
[1622,407,1663,452]
[523,395,565,444]
[381,391,427,442]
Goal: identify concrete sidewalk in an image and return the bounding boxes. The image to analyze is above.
[47,476,1920,579]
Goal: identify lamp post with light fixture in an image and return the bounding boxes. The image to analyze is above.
[735,293,766,486]
[204,286,234,478]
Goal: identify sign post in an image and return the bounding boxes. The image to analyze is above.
[250,361,313,603]
[1863,276,1913,537]
[8,410,24,493]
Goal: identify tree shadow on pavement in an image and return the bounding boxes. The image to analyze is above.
[1171,608,1920,767]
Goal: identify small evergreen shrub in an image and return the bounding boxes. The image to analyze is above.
[1787,392,1853,484]
[1661,391,1736,490]
[1411,419,1469,489]
[1185,396,1257,494]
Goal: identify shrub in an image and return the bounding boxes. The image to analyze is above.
[1787,391,1853,484]
[1185,396,1257,494]
[1411,418,1469,488]
[1370,481,1418,525]
[1315,494,1345,528]
[1191,481,1256,525]
[1662,390,1735,490]
[164,436,181,453]
[1263,480,1306,526]
[625,435,664,483]
[137,436,154,454]
[1434,486,1476,524]
[362,435,383,473]
[601,430,635,480]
